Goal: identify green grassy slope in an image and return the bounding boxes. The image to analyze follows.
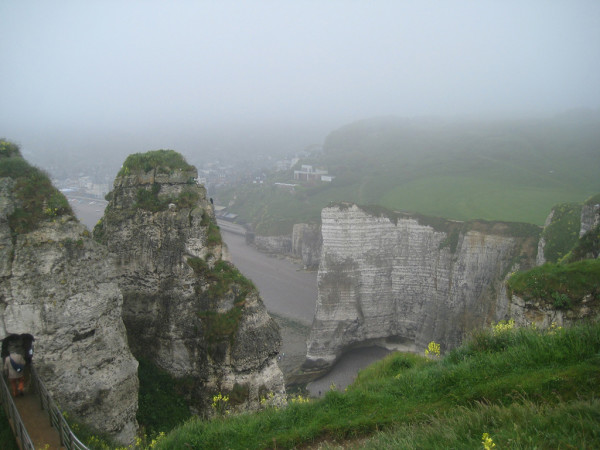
[155,320,600,449]
[221,114,600,234]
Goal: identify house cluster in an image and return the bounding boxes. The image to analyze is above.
[55,176,109,199]
[274,157,300,172]
[293,165,334,182]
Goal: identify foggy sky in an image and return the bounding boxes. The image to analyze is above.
[2,1,600,159]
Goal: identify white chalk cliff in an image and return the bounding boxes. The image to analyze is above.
[304,203,540,372]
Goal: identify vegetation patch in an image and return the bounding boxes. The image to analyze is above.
[0,144,73,234]
[565,224,600,262]
[507,259,600,309]
[204,260,255,303]
[135,182,167,212]
[155,321,600,449]
[198,307,244,346]
[584,193,600,206]
[541,202,582,262]
[134,183,200,213]
[196,261,256,345]
[187,256,209,275]
[136,357,192,438]
[118,149,194,176]
[206,221,222,246]
[0,139,22,158]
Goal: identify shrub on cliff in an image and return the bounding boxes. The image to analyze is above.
[0,141,73,234]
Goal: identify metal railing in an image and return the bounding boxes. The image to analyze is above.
[30,364,89,450]
[1,364,89,450]
[0,371,35,450]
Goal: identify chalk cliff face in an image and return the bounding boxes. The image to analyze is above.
[250,223,321,269]
[292,223,321,269]
[0,178,138,444]
[304,204,539,371]
[95,156,285,415]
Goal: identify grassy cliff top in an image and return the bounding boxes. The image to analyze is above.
[153,320,600,449]
[0,140,73,234]
[117,149,195,176]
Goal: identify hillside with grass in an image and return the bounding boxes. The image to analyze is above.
[154,319,600,449]
[219,113,600,235]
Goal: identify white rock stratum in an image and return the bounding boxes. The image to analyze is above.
[304,203,540,372]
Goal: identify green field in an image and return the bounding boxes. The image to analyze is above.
[220,114,600,234]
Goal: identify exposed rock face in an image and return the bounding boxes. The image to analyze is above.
[536,209,554,266]
[292,223,321,269]
[304,204,539,372]
[253,235,292,255]
[509,294,597,329]
[96,160,285,415]
[0,180,138,444]
[248,223,321,269]
[580,201,600,238]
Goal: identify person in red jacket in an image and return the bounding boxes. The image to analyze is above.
[4,352,26,397]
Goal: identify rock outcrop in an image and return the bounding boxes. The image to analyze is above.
[248,223,321,269]
[95,151,285,415]
[292,223,321,269]
[253,235,292,255]
[580,198,600,238]
[304,203,540,372]
[509,294,597,329]
[0,150,138,444]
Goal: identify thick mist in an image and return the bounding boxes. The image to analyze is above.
[2,1,599,166]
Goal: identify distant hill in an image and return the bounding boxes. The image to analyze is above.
[220,113,600,235]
